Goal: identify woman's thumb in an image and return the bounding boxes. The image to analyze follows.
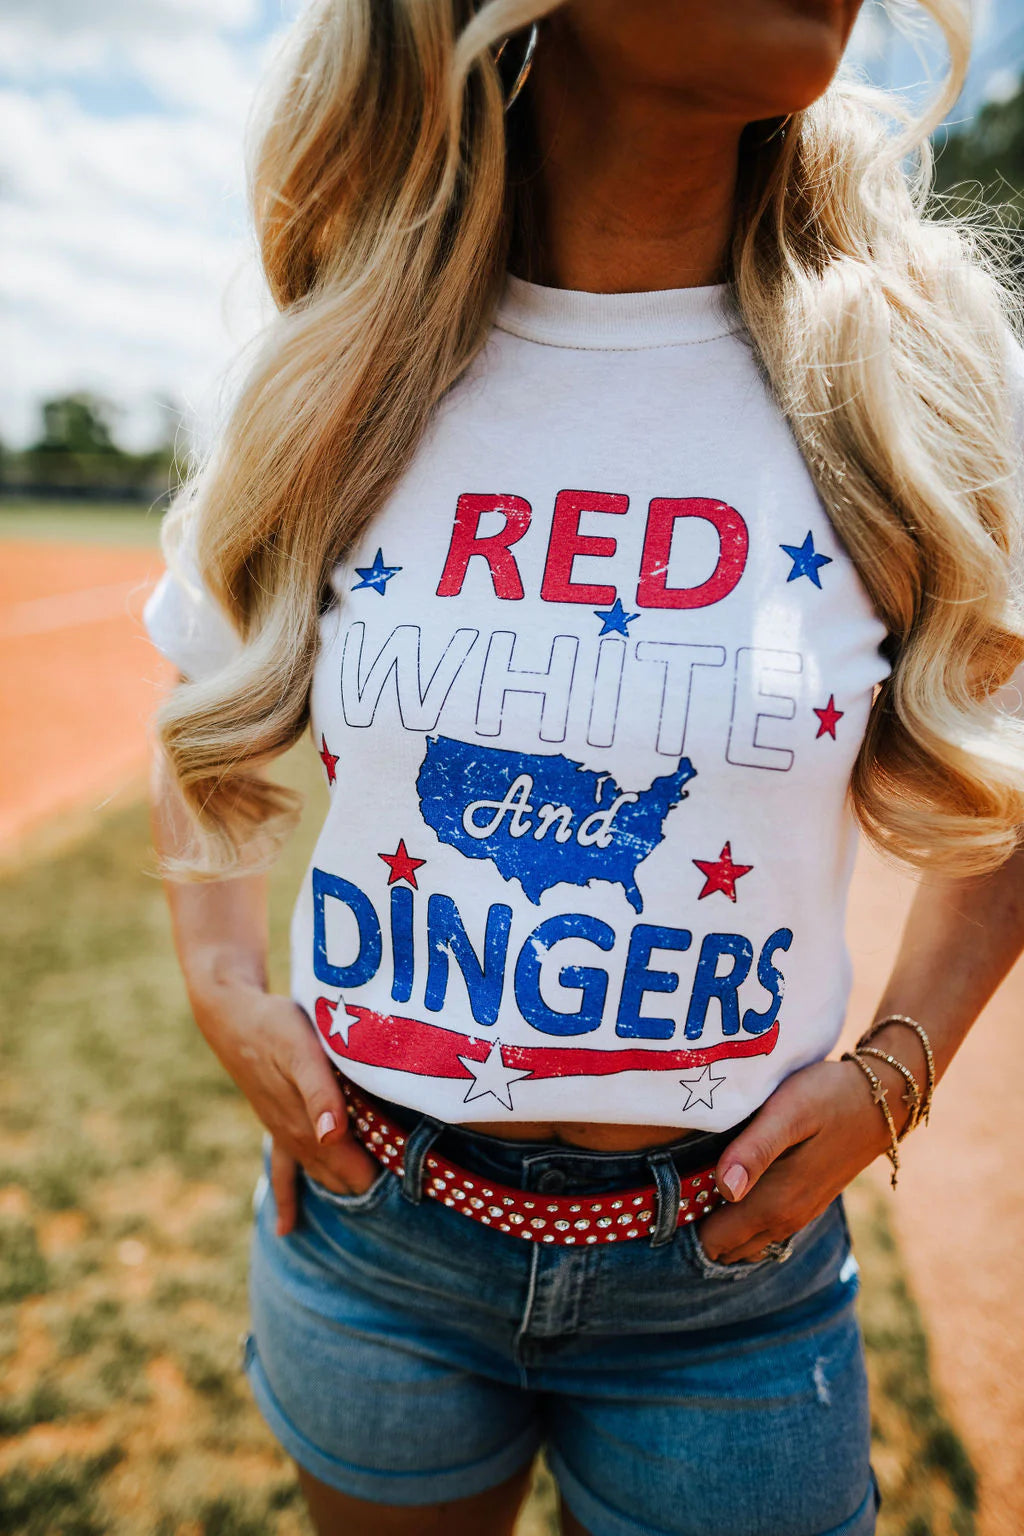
[714,1092,808,1201]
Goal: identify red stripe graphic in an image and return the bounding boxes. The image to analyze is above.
[314,998,778,1080]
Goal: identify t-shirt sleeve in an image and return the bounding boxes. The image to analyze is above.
[143,517,243,683]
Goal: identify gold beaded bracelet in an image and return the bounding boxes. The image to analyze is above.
[857,1013,937,1126]
[841,1050,901,1188]
[854,1046,922,1139]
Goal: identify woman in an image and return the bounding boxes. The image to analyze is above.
[144,2,1024,1533]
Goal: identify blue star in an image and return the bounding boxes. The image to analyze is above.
[779,531,833,588]
[594,597,641,637]
[352,548,402,595]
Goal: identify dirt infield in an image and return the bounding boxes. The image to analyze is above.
[2,530,1022,1531]
[0,540,173,854]
[843,847,1024,1536]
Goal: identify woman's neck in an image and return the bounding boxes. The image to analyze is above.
[508,18,743,294]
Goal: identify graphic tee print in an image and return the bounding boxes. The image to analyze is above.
[144,273,1019,1131]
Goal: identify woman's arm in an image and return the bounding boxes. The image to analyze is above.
[150,740,271,1008]
[150,709,376,1236]
[701,841,1024,1262]
[868,840,1024,1091]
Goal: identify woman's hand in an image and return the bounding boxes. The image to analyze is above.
[191,981,379,1237]
[700,1054,911,1264]
[149,746,377,1239]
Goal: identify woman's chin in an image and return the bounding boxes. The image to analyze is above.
[733,53,848,121]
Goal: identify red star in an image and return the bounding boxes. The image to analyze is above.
[693,841,754,901]
[378,838,426,889]
[813,694,844,740]
[318,734,339,785]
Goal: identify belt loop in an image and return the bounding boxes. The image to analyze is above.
[399,1114,445,1206]
[647,1151,682,1247]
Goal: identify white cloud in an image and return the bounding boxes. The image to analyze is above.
[973,0,996,44]
[127,33,271,124]
[2,89,244,215]
[1,3,290,450]
[983,64,1022,104]
[0,6,287,122]
[1,0,261,43]
[847,2,891,66]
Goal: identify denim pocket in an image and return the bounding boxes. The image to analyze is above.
[688,1198,843,1284]
[687,1219,778,1282]
[299,1161,395,1215]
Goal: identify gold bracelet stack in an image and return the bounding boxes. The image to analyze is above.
[857,1014,936,1127]
[841,1011,936,1191]
[855,1048,922,1138]
[840,1050,902,1188]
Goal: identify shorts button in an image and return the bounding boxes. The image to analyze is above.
[537,1169,566,1193]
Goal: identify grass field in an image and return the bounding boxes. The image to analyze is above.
[0,500,165,547]
[0,730,978,1533]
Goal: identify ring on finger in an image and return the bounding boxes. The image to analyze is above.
[759,1238,795,1263]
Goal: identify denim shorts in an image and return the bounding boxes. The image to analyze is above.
[242,1099,880,1536]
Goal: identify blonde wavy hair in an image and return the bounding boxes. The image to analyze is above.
[155,0,1024,880]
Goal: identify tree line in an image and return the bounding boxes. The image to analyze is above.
[2,71,1022,509]
[0,393,186,504]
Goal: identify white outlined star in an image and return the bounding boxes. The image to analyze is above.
[457,1040,532,1112]
[679,1064,727,1111]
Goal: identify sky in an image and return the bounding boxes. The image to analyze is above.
[2,0,1023,454]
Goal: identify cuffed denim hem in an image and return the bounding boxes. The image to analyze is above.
[241,1328,541,1506]
[549,1444,881,1536]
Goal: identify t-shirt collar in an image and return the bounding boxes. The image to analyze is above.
[494,269,745,350]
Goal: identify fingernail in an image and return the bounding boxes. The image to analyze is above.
[316,1110,337,1141]
[719,1163,748,1200]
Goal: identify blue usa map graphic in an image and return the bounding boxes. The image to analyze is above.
[416,735,697,913]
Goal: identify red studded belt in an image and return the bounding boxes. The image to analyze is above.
[340,1080,724,1246]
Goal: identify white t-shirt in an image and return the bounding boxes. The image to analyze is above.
[144,273,1024,1130]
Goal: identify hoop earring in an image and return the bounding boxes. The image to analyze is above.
[494,23,539,112]
[761,112,793,145]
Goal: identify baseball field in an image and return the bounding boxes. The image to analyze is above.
[0,502,1000,1534]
